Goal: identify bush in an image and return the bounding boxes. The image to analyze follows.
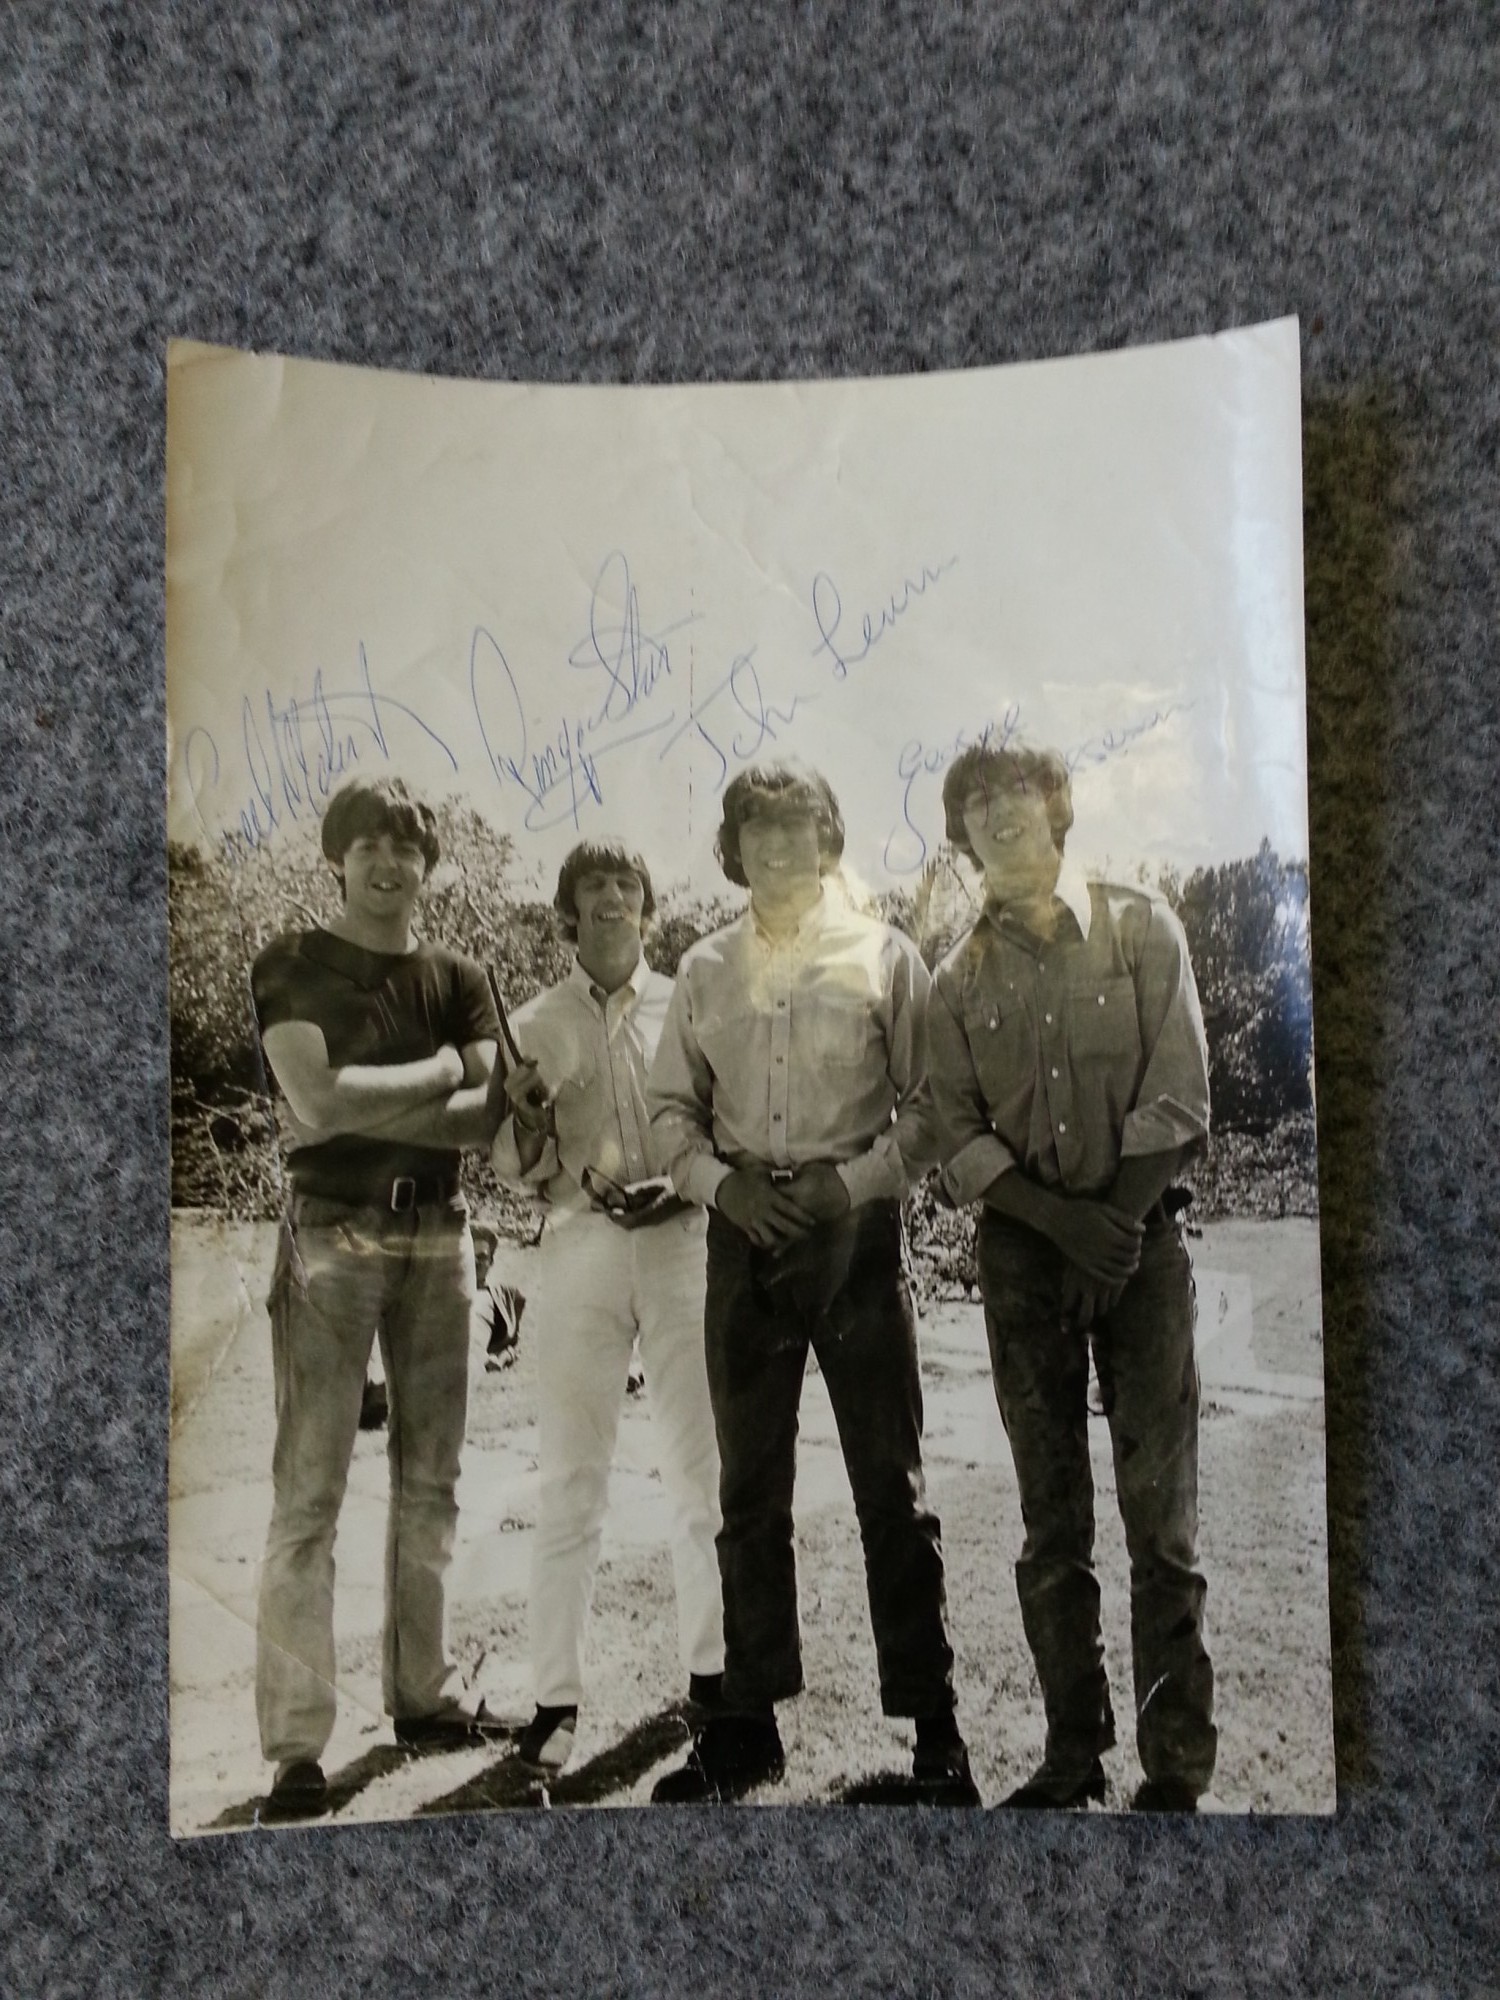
[905,1180,980,1307]
[169,809,746,1224]
[171,812,1319,1231]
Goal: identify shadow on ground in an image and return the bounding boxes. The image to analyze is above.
[209,1742,421,1832]
[828,1770,985,1808]
[418,1705,695,1814]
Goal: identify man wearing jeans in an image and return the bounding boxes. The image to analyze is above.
[646,761,974,1805]
[927,738,1217,1811]
[250,776,506,1819]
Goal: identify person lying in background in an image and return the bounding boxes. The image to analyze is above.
[471,1221,525,1373]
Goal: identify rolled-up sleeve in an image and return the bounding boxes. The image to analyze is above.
[927,965,1018,1205]
[1120,901,1212,1158]
[646,971,733,1209]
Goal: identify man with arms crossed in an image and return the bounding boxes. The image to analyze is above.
[251,775,506,1819]
[927,738,1217,1811]
[647,762,974,1805]
[492,840,724,1777]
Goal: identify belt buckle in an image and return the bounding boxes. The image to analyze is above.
[390,1176,417,1213]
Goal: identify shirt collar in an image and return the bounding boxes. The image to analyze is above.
[746,880,838,948]
[303,926,421,989]
[984,858,1093,946]
[1055,859,1093,941]
[568,953,644,1011]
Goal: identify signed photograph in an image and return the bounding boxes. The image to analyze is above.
[165,320,1334,1834]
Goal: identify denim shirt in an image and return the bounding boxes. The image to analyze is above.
[929,870,1210,1202]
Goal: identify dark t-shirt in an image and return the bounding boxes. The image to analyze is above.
[251,928,500,1186]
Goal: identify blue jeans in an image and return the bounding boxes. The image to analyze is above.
[704,1200,955,1719]
[256,1192,474,1766]
[977,1207,1217,1791]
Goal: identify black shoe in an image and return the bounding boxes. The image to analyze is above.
[651,1715,785,1804]
[1001,1756,1107,1809]
[516,1704,578,1773]
[912,1713,982,1805]
[1132,1775,1200,1812]
[687,1672,725,1715]
[393,1697,510,1751]
[358,1380,388,1430]
[264,1760,328,1822]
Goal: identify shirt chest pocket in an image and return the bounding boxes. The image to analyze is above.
[962,991,1033,1093]
[809,996,876,1067]
[1068,975,1142,1064]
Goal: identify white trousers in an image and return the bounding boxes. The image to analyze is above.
[530,1206,724,1708]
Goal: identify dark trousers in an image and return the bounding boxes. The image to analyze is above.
[977,1208,1217,1791]
[704,1199,956,1718]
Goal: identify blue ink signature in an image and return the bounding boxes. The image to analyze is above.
[883,706,1022,875]
[1063,704,1193,774]
[568,549,699,730]
[470,553,695,834]
[470,624,679,835]
[472,551,823,832]
[810,557,959,681]
[882,700,1193,876]
[183,644,456,859]
[655,649,818,794]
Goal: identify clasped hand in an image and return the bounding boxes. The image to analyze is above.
[1047,1197,1144,1332]
[716,1162,851,1250]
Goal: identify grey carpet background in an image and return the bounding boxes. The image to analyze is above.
[3,2,1496,1993]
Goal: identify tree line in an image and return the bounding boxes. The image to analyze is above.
[169,805,1317,1240]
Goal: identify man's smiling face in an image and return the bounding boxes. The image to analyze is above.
[573,867,646,963]
[737,803,824,906]
[961,780,1061,906]
[334,832,429,925]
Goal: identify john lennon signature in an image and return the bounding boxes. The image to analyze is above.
[810,557,959,681]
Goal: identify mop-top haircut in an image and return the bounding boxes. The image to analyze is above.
[320,775,442,875]
[553,839,657,943]
[941,738,1074,865]
[714,761,846,889]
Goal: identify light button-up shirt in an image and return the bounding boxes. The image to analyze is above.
[491,957,672,1217]
[647,885,940,1210]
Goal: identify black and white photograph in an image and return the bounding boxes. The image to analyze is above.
[166,320,1333,1834]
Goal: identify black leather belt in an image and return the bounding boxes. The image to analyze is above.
[292,1171,461,1212]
